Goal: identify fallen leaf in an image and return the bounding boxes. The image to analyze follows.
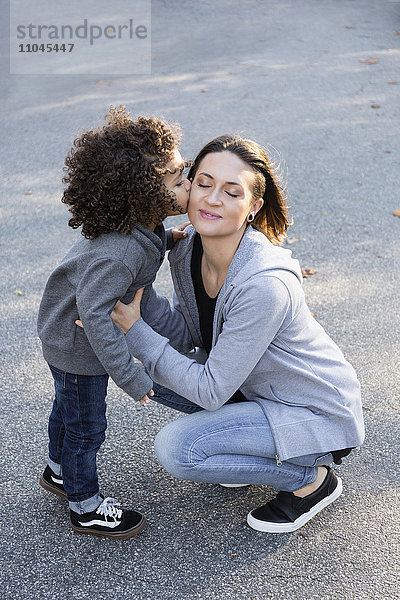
[310,312,318,317]
[231,553,238,557]
[14,289,23,296]
[95,80,105,85]
[359,57,378,64]
[302,268,316,278]
[388,80,398,84]
[24,190,33,195]
[362,406,371,411]
[285,237,301,245]
[320,211,328,215]
[371,104,381,109]
[395,31,400,36]
[393,208,400,217]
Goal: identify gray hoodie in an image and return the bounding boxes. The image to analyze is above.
[127,225,365,461]
[37,224,172,401]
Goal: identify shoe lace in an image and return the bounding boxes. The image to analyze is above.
[96,497,122,520]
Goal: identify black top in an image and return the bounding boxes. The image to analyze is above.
[190,233,247,404]
[190,233,218,355]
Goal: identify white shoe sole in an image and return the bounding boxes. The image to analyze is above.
[219,483,250,488]
[247,476,343,533]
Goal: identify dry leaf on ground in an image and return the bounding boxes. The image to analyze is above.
[388,81,398,84]
[393,208,400,217]
[14,289,23,296]
[371,104,381,109]
[301,268,316,278]
[360,57,378,64]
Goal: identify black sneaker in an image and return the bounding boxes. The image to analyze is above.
[39,465,67,500]
[70,497,146,540]
[247,466,342,533]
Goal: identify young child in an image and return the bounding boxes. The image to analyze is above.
[37,106,190,540]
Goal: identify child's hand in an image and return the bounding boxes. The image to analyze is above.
[172,221,191,242]
[111,288,143,334]
[140,389,154,405]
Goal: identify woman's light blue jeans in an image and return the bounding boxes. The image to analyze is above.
[152,383,333,492]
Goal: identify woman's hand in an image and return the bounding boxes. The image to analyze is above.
[74,288,143,335]
[172,221,191,242]
[110,287,144,334]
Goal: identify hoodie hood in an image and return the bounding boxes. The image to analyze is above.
[131,222,166,259]
[168,225,303,349]
[169,225,303,287]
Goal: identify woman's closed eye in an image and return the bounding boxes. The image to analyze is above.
[197,181,239,197]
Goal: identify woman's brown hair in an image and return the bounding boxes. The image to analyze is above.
[188,135,290,244]
[62,106,183,239]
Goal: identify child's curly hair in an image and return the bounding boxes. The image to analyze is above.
[62,106,183,239]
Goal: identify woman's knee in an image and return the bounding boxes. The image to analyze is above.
[154,418,197,479]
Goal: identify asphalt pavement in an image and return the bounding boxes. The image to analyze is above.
[1,1,399,599]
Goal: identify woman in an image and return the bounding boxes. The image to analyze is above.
[110,135,365,533]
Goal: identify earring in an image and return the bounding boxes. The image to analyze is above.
[247,213,255,222]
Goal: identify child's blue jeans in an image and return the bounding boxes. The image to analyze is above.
[47,364,108,514]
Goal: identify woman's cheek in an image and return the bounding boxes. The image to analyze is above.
[187,193,199,218]
[187,203,196,222]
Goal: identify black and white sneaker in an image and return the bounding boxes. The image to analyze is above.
[247,466,342,533]
[70,497,146,540]
[39,465,67,500]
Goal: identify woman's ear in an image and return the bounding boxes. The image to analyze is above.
[252,197,264,216]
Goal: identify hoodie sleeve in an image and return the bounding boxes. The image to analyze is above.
[141,284,195,353]
[125,275,291,410]
[76,258,153,401]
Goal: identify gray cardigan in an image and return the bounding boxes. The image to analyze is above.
[126,226,365,462]
[37,224,172,401]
